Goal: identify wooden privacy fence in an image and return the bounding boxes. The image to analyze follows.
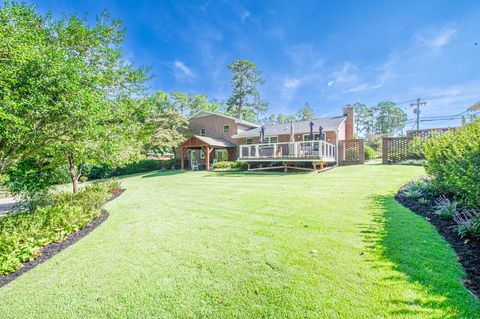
[338,139,365,165]
[382,137,413,164]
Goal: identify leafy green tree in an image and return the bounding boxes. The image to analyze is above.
[353,102,405,137]
[170,91,217,115]
[146,92,189,154]
[296,103,315,121]
[226,59,268,121]
[373,101,407,135]
[353,103,374,136]
[0,3,151,192]
[277,114,297,124]
[259,114,277,125]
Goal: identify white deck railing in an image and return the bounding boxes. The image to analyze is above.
[239,140,336,162]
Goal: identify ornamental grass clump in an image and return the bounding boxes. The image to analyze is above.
[433,196,458,220]
[453,209,480,238]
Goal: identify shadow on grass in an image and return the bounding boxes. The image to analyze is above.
[359,194,480,318]
[204,170,311,177]
[140,170,188,179]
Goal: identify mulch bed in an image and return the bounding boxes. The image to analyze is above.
[396,190,480,298]
[0,188,125,288]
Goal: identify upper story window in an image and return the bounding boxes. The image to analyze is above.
[223,125,230,134]
[303,134,320,141]
[265,136,278,144]
[246,137,253,145]
[200,128,206,136]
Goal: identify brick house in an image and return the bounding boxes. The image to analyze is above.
[179,107,355,170]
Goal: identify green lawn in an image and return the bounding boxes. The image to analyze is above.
[1,165,479,318]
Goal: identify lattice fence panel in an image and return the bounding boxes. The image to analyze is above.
[382,137,413,164]
[338,139,365,165]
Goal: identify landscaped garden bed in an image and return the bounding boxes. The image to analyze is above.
[0,179,124,286]
[396,183,480,298]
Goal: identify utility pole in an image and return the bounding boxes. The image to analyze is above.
[410,98,427,130]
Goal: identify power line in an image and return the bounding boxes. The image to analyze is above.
[410,98,427,130]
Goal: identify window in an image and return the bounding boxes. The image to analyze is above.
[200,128,205,136]
[200,150,205,159]
[303,133,321,141]
[215,149,228,161]
[265,136,278,144]
[246,137,253,145]
[223,125,230,134]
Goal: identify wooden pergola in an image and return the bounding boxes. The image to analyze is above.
[179,135,237,170]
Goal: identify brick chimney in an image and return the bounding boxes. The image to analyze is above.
[343,106,355,140]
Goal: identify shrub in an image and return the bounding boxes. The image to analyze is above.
[433,196,457,220]
[408,137,426,160]
[364,145,377,160]
[213,161,239,170]
[453,209,480,238]
[423,120,480,209]
[160,159,181,170]
[79,176,88,183]
[83,163,113,180]
[0,179,121,274]
[111,160,162,176]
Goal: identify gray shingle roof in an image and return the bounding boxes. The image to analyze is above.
[233,116,346,138]
[194,135,237,148]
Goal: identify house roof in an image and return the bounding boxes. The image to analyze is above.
[188,110,260,128]
[193,135,237,148]
[232,116,346,138]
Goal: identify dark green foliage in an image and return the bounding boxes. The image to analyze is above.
[424,120,480,209]
[83,159,181,180]
[2,159,70,198]
[213,161,246,170]
[364,145,377,160]
[0,180,121,275]
[110,160,162,176]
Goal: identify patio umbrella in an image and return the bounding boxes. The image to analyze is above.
[290,122,295,142]
[309,121,314,141]
[319,126,324,141]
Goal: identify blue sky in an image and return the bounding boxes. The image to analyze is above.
[31,0,480,128]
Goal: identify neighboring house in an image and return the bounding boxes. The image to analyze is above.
[178,107,355,170]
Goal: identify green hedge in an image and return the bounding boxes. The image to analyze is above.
[424,119,480,209]
[213,161,247,170]
[0,179,121,275]
[84,159,180,180]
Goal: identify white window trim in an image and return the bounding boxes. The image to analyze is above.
[245,137,253,144]
[200,128,206,136]
[200,149,205,159]
[223,124,230,134]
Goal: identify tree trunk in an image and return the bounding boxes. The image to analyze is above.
[67,154,79,194]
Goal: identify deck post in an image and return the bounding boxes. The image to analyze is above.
[180,147,185,170]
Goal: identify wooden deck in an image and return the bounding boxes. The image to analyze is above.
[238,140,336,163]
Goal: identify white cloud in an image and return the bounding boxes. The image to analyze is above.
[415,27,457,51]
[327,81,334,86]
[241,11,251,22]
[173,60,195,78]
[283,77,302,89]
